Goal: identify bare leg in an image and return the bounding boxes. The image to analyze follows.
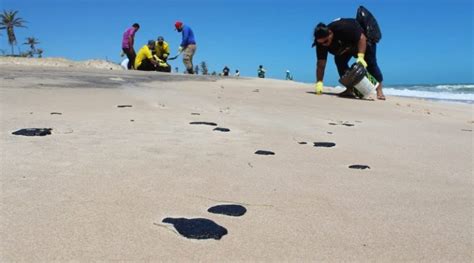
[376,82,386,100]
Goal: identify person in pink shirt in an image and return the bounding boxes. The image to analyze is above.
[122,23,140,69]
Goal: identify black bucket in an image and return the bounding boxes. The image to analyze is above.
[339,63,367,88]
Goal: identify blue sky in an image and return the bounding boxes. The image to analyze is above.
[1,0,472,85]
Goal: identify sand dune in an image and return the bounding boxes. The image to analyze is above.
[0,59,472,261]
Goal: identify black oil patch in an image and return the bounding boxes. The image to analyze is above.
[255,150,275,155]
[213,127,230,132]
[342,123,355,127]
[162,217,228,240]
[314,142,336,148]
[327,132,333,134]
[349,165,371,170]
[50,112,62,115]
[191,113,201,115]
[12,128,52,136]
[190,122,218,126]
[117,105,133,108]
[298,142,307,145]
[208,204,247,217]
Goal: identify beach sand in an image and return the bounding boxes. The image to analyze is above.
[0,58,472,261]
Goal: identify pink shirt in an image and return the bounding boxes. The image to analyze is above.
[122,27,136,49]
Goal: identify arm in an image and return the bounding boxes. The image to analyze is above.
[128,36,134,51]
[316,59,327,82]
[358,33,367,54]
[356,33,368,67]
[164,43,170,57]
[180,28,189,47]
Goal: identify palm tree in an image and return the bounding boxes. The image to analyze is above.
[24,36,39,54]
[36,48,43,58]
[0,10,27,55]
[200,61,208,75]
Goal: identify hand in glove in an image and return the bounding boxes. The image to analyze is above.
[315,81,323,95]
[356,53,368,68]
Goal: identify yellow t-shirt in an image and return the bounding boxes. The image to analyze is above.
[154,41,170,59]
[135,45,153,68]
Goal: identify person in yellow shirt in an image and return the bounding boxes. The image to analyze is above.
[135,40,159,71]
[153,36,172,72]
[155,36,170,61]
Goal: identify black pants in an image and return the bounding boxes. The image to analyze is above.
[156,63,171,73]
[136,59,156,71]
[335,43,383,82]
[122,48,136,70]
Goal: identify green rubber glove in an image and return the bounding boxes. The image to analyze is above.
[356,53,368,68]
[315,81,323,94]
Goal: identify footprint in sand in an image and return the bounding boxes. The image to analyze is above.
[349,165,371,170]
[314,142,336,148]
[12,128,52,136]
[190,121,218,126]
[161,218,228,240]
[255,150,275,155]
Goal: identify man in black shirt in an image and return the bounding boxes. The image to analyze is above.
[223,66,230,76]
[312,18,385,100]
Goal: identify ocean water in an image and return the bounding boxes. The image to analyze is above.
[383,84,474,104]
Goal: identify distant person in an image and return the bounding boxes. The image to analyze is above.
[175,21,196,74]
[312,18,385,99]
[135,40,159,71]
[286,70,293,80]
[234,70,240,77]
[154,36,171,72]
[122,23,140,69]
[258,65,266,78]
[223,66,230,76]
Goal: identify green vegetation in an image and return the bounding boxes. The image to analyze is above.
[0,10,27,55]
[200,61,208,75]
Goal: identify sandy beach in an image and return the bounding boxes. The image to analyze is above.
[0,58,472,261]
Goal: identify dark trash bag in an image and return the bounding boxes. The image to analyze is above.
[356,6,382,43]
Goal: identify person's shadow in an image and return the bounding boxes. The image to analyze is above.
[305,91,359,99]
